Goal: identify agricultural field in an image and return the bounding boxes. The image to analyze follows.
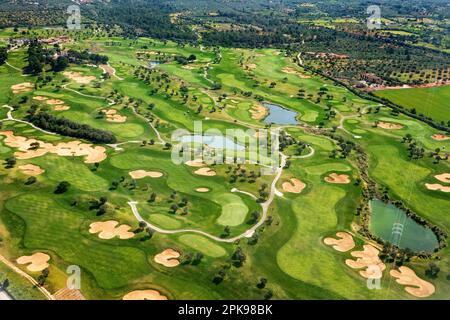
[0,21,449,303]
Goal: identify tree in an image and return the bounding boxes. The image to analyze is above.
[425,263,440,279]
[0,47,7,65]
[257,278,267,289]
[231,247,246,267]
[54,181,71,194]
[5,157,16,168]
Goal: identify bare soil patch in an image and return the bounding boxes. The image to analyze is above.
[129,170,163,179]
[324,232,355,252]
[16,252,50,272]
[324,173,351,184]
[282,178,306,193]
[154,249,181,267]
[18,164,44,176]
[89,220,135,240]
[123,290,168,300]
[390,266,435,298]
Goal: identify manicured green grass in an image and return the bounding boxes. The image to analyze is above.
[178,234,227,257]
[375,85,450,123]
[214,193,249,227]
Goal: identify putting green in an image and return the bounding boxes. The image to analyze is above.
[301,110,319,122]
[214,193,249,227]
[178,234,227,257]
[303,163,352,175]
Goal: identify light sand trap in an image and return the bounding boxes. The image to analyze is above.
[377,121,404,130]
[54,288,85,300]
[182,65,196,70]
[154,249,181,267]
[0,131,107,164]
[89,220,135,240]
[425,183,450,193]
[185,159,206,167]
[46,99,65,105]
[282,178,306,193]
[18,164,45,176]
[250,105,267,120]
[123,290,168,300]
[16,252,50,272]
[351,222,362,232]
[63,71,96,84]
[129,170,163,179]
[54,105,70,111]
[33,96,48,101]
[435,173,450,183]
[390,266,435,298]
[282,66,311,78]
[325,173,351,184]
[11,82,33,94]
[194,167,216,176]
[345,245,386,279]
[324,232,355,252]
[101,109,127,123]
[431,134,450,141]
[245,63,257,70]
[195,187,210,192]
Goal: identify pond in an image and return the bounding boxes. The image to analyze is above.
[369,200,439,252]
[263,102,299,125]
[177,135,246,151]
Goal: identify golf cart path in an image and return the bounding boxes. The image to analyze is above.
[128,153,286,243]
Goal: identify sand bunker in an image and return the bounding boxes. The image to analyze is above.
[18,164,45,176]
[250,105,267,120]
[377,122,403,130]
[33,96,48,101]
[425,183,450,193]
[123,290,168,300]
[245,63,257,70]
[102,109,127,123]
[345,245,386,279]
[324,173,351,184]
[11,82,34,94]
[431,134,450,141]
[195,187,210,192]
[89,220,135,240]
[282,178,306,193]
[390,266,435,298]
[46,99,65,105]
[54,105,71,111]
[0,131,107,164]
[154,249,181,267]
[63,71,96,84]
[16,252,50,272]
[324,232,355,252]
[185,159,206,167]
[282,66,310,78]
[54,288,85,300]
[194,167,216,176]
[435,173,450,183]
[129,170,163,179]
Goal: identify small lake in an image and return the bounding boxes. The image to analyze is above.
[263,102,299,125]
[369,200,439,252]
[177,135,245,151]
